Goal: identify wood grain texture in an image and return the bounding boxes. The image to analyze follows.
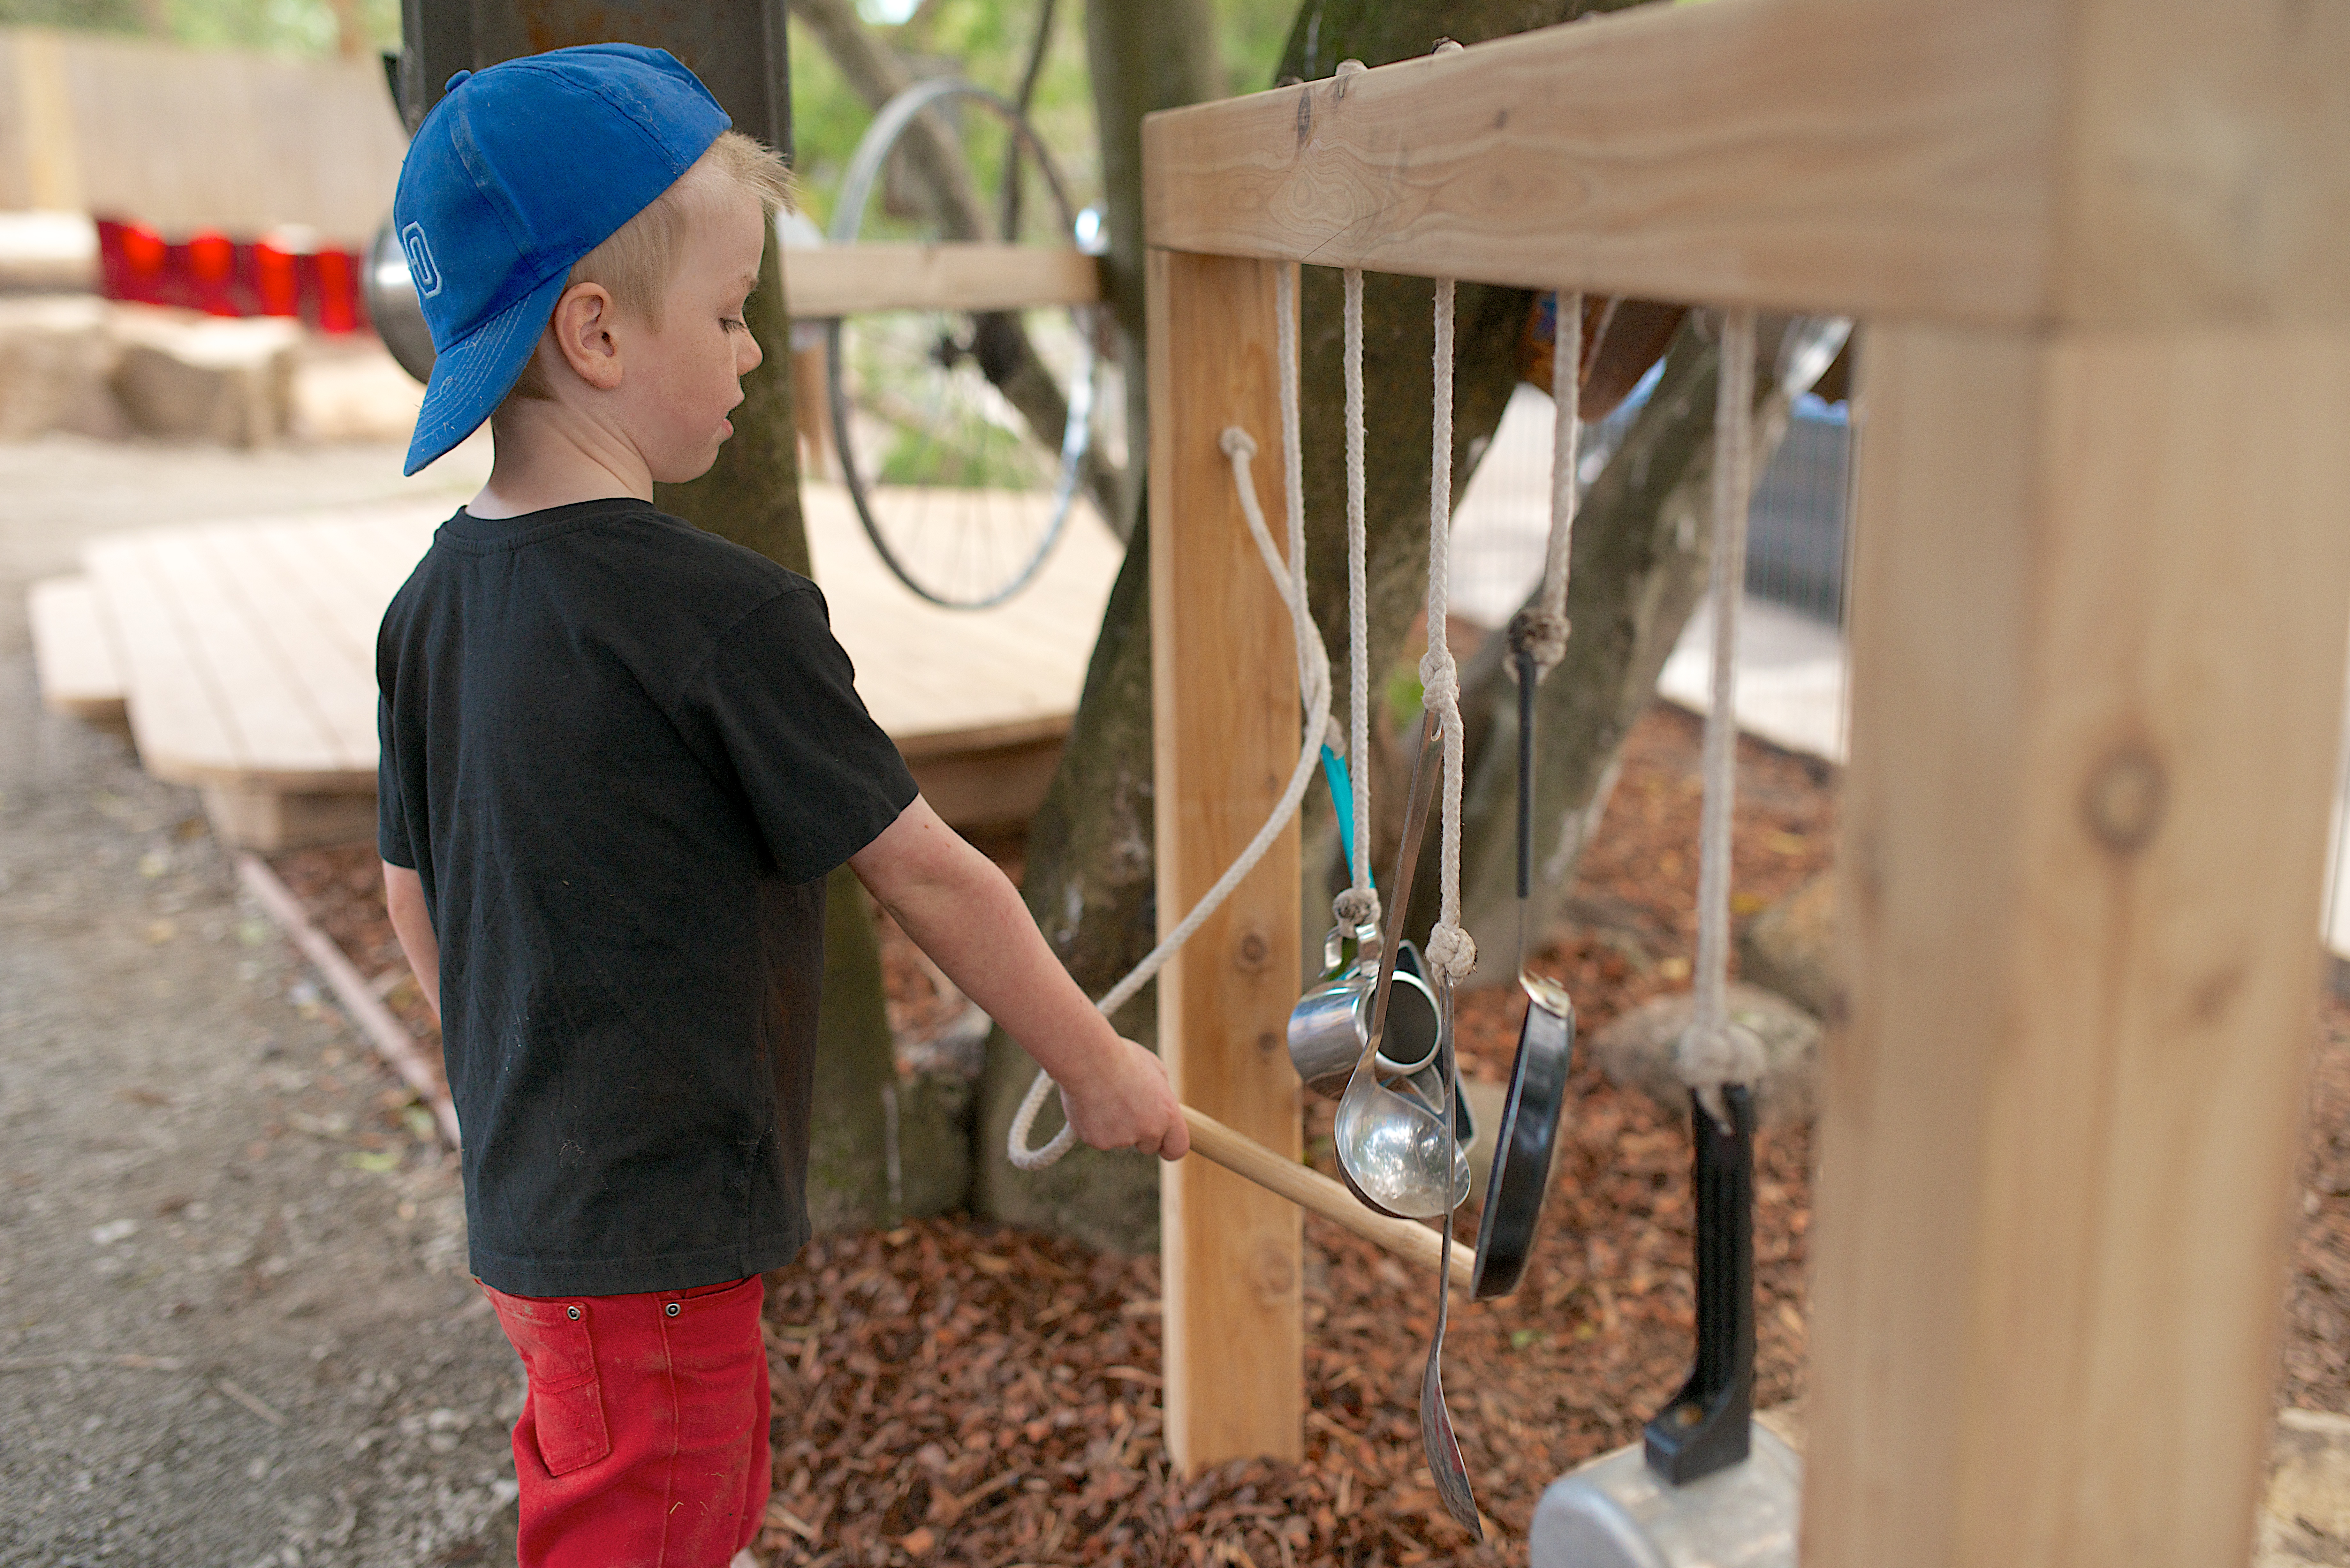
[1806,321,2350,1568]
[1148,249,1305,1470]
[1143,0,2350,329]
[1143,0,2058,324]
[783,244,1101,319]
[28,576,125,720]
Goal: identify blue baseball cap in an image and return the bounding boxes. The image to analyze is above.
[393,44,730,475]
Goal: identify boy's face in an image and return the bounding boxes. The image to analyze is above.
[612,178,767,485]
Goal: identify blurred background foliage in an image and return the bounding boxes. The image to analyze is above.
[0,0,401,58]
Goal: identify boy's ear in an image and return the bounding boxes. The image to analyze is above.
[548,282,624,391]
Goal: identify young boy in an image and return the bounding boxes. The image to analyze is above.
[375,45,1186,1566]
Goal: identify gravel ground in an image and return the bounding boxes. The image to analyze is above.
[0,434,528,1566]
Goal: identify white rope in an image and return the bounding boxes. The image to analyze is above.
[1331,267,1380,936]
[1512,291,1582,678]
[1677,307,1767,1129]
[1009,298,1333,1172]
[1419,279,1475,984]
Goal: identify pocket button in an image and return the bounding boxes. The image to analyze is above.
[665,1302,680,1317]
[567,1305,581,1320]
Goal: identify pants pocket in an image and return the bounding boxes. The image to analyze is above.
[484,1287,612,1477]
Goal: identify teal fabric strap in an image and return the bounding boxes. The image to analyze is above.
[1320,744,1356,878]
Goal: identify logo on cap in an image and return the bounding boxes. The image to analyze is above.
[400,222,443,299]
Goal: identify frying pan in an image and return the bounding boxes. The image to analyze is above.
[1469,645,1576,1299]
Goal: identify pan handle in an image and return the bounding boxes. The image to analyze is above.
[1643,1083,1756,1484]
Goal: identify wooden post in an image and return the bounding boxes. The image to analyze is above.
[1147,248,1305,1469]
[1805,320,2350,1568]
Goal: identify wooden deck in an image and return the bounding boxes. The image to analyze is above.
[35,482,1122,847]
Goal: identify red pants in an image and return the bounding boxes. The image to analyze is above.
[481,1275,770,1567]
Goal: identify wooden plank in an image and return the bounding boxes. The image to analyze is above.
[1144,0,2059,324]
[783,244,1101,319]
[1805,321,2350,1568]
[140,531,344,777]
[1144,0,2350,330]
[196,526,378,769]
[28,576,126,721]
[1148,248,1304,1470]
[85,536,243,786]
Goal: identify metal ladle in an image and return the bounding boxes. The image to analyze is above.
[1333,714,1471,1220]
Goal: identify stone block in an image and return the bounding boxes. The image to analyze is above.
[1739,870,1839,1021]
[0,294,122,438]
[1588,982,1821,1130]
[110,309,298,446]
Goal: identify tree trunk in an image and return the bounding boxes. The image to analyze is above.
[1083,0,1223,540]
[656,236,910,1234]
[971,0,1628,1249]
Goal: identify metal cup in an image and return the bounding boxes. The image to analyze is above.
[1288,928,1443,1099]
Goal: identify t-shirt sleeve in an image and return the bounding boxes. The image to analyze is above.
[376,692,416,869]
[677,585,919,885]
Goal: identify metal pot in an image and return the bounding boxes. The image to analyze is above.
[365,219,435,385]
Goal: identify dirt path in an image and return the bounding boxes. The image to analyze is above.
[0,435,526,1566]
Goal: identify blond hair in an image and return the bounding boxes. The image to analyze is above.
[502,131,794,404]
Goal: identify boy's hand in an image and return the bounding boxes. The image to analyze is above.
[1059,1036,1190,1161]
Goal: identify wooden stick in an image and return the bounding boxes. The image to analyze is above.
[235,852,461,1148]
[1181,1105,1474,1291]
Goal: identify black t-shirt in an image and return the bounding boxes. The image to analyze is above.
[376,498,917,1297]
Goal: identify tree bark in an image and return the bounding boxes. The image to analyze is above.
[971,0,1629,1249]
[656,236,906,1233]
[1082,0,1223,540]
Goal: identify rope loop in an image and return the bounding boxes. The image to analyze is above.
[1507,606,1570,676]
[1332,885,1380,932]
[1424,921,1476,982]
[1334,57,1367,76]
[1219,426,1258,461]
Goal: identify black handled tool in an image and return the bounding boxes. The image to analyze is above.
[1642,1082,1756,1484]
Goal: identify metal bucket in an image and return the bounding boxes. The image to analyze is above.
[1529,1421,1799,1568]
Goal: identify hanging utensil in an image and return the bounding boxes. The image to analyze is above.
[1418,969,1482,1538]
[1472,644,1576,1299]
[1334,714,1471,1220]
[1644,1082,1757,1482]
[1288,930,1443,1100]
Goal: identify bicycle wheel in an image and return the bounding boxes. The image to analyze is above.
[821,78,1103,609]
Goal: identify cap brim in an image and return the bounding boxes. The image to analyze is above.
[402,268,571,477]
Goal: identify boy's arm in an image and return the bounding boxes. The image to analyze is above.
[382,862,442,1027]
[848,797,1188,1160]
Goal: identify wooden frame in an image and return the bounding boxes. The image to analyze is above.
[781,243,1099,319]
[1141,1,2350,1559]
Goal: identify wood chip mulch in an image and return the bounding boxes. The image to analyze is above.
[262,701,2350,1567]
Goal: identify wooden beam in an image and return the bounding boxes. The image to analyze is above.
[1148,248,1305,1470]
[782,244,1100,319]
[1144,0,2059,325]
[1141,0,2350,330]
[1805,321,2350,1568]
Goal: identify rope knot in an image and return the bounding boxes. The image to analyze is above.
[1675,1016,1766,1132]
[1508,607,1570,677]
[1424,921,1476,981]
[1417,649,1460,715]
[1219,426,1258,461]
[1334,57,1367,76]
[1331,886,1380,933]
